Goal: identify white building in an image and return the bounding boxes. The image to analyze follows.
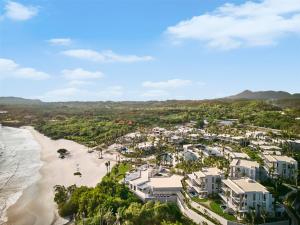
[260,145,282,152]
[125,165,183,202]
[152,127,167,136]
[169,135,184,144]
[188,133,200,141]
[225,151,250,161]
[137,142,155,151]
[230,159,260,180]
[220,178,273,218]
[187,167,224,197]
[246,131,267,140]
[263,155,298,180]
[198,146,223,157]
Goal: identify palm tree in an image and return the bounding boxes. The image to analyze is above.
[249,207,256,225]
[105,162,109,173]
[100,148,103,159]
[104,209,115,225]
[99,207,105,225]
[261,208,268,224]
[114,207,125,225]
[108,161,111,172]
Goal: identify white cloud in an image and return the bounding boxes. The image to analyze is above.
[41,86,124,102]
[48,38,72,46]
[3,1,38,21]
[142,79,192,89]
[61,49,154,63]
[167,0,300,49]
[62,68,104,80]
[0,58,49,80]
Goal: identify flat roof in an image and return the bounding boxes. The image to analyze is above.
[194,167,223,177]
[260,145,282,150]
[130,170,149,185]
[230,159,259,168]
[264,154,297,163]
[233,178,269,193]
[231,152,250,159]
[223,178,269,193]
[149,174,183,188]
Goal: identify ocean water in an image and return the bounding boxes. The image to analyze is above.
[0,126,42,224]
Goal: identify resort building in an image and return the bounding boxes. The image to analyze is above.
[136,142,155,151]
[169,135,184,144]
[263,155,298,180]
[260,145,282,152]
[220,178,274,218]
[181,149,199,161]
[125,165,183,202]
[226,151,250,161]
[187,167,224,197]
[230,159,260,180]
[199,146,223,157]
[152,127,167,136]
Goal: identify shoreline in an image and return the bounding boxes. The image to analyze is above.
[5,126,117,225]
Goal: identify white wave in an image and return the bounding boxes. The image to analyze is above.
[0,127,42,224]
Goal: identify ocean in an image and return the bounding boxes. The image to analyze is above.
[0,126,42,224]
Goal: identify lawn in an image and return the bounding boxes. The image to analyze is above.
[192,197,208,204]
[209,200,236,221]
[104,162,132,181]
[191,196,237,221]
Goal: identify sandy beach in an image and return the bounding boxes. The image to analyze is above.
[6,126,117,225]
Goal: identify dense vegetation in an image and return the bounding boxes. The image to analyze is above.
[54,163,195,225]
[1,100,299,146]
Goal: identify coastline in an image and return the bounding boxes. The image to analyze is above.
[5,126,117,225]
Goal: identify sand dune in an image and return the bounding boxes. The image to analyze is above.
[6,127,117,225]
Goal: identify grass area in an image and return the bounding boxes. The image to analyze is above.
[103,162,132,182]
[191,196,236,221]
[191,197,208,204]
[241,147,263,164]
[209,200,236,221]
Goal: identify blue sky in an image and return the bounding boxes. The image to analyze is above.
[0,0,300,101]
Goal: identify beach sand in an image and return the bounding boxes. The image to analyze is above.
[6,127,117,225]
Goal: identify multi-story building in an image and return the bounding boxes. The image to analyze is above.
[220,178,273,218]
[125,165,183,202]
[187,167,223,197]
[230,159,260,180]
[263,155,298,180]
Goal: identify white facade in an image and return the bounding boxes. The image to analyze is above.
[187,167,223,197]
[220,178,273,217]
[169,135,184,144]
[230,159,260,180]
[196,145,223,158]
[263,155,298,180]
[125,165,183,202]
[137,142,155,151]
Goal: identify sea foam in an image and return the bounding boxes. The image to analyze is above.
[0,126,42,224]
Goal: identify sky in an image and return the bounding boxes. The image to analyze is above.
[0,0,300,102]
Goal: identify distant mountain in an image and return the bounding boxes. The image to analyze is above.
[226,90,300,100]
[0,97,43,105]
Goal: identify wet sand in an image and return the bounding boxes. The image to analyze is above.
[6,127,117,225]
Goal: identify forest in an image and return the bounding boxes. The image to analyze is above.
[0,99,299,147]
[53,163,195,225]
